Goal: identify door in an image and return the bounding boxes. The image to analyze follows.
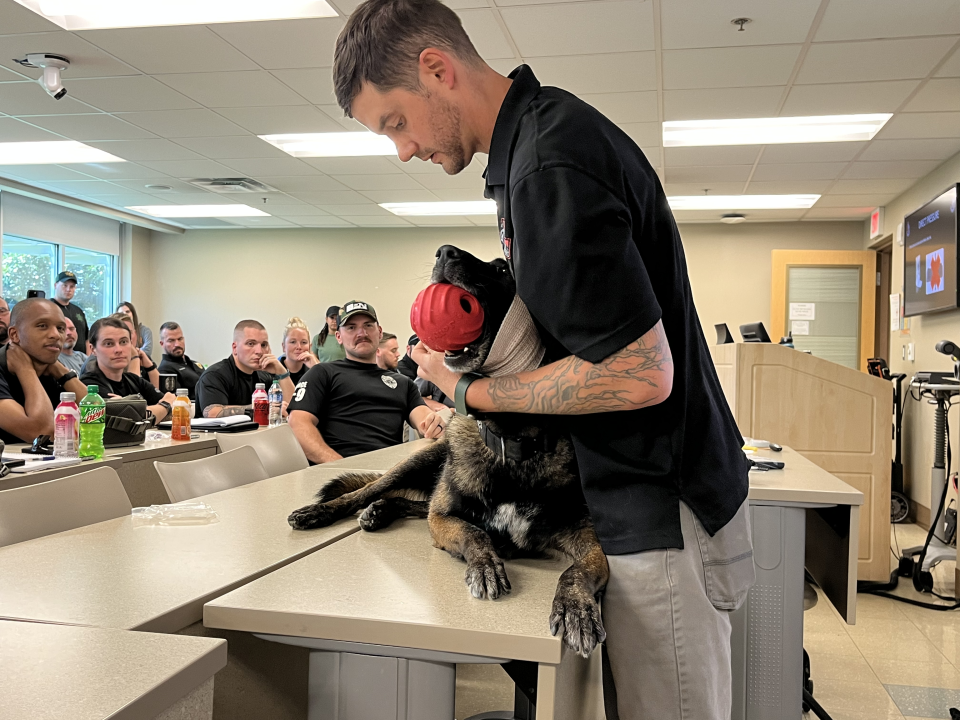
[771,250,877,372]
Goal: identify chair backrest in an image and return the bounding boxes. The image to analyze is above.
[155,445,269,503]
[0,467,132,548]
[216,425,309,478]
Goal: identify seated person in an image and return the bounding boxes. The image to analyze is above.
[375,332,400,371]
[157,322,204,399]
[58,316,88,374]
[110,313,159,389]
[196,319,295,418]
[80,317,175,423]
[280,317,318,386]
[288,301,446,464]
[0,298,89,443]
[116,301,153,358]
[396,333,419,381]
[397,335,454,412]
[311,305,346,363]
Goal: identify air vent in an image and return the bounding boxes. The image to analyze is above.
[187,178,278,194]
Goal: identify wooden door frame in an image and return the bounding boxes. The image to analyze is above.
[771,250,877,373]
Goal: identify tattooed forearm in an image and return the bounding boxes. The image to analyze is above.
[482,320,673,415]
[203,404,251,418]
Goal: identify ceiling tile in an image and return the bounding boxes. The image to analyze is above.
[579,91,658,123]
[742,180,831,193]
[407,216,479,226]
[77,26,259,75]
[316,203,393,216]
[831,178,915,194]
[23,113,158,141]
[0,82,99,115]
[337,215,414,226]
[842,159,940,179]
[877,111,960,139]
[803,207,874,219]
[0,31,140,80]
[0,164,95,181]
[228,217,299,228]
[210,18,344,69]
[337,174,427,191]
[360,189,440,203]
[386,156,454,174]
[665,166,754,184]
[663,86,784,120]
[796,37,958,84]
[67,76,200,112]
[781,80,920,115]
[58,161,161,180]
[110,178,213,194]
[662,0,821,50]
[219,157,323,177]
[430,188,489,201]
[0,1,61,32]
[215,106,344,134]
[254,175,349,192]
[288,190,371,204]
[303,157,404,175]
[158,71,310,108]
[750,162,848,181]
[85,139,202,162]
[457,9,515,59]
[88,191,179,206]
[0,64,26,81]
[292,216,357,227]
[34,179,124,196]
[170,136,288,159]
[0,117,65,141]
[410,170,485,190]
[859,138,960,161]
[618,121,660,147]
[936,46,960,77]
[115,109,248,138]
[146,193,240,205]
[904,78,960,112]
[673,208,806,222]
[139,158,241,178]
[271,68,337,105]
[525,53,656,94]
[500,1,655,57]
[259,205,330,218]
[760,142,867,163]
[815,0,960,42]
[316,105,367,131]
[663,182,746,196]
[815,194,896,207]
[664,146,762,167]
[664,45,801,90]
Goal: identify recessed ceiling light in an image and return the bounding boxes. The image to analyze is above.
[662,114,892,147]
[0,141,126,165]
[380,201,497,216]
[12,0,337,30]
[668,195,820,210]
[144,184,173,191]
[126,205,270,218]
[260,133,396,157]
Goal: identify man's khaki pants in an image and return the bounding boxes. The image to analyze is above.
[602,500,755,720]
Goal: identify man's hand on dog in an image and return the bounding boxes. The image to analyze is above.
[412,342,460,398]
[418,409,447,439]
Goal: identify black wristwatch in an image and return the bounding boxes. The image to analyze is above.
[158,400,172,416]
[55,371,78,389]
[455,372,482,417]
[142,363,157,372]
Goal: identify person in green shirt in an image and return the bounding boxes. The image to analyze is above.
[311,305,346,363]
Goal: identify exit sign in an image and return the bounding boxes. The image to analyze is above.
[870,207,884,239]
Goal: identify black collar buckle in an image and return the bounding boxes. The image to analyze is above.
[477,419,556,463]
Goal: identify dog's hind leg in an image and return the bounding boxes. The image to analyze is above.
[358,497,430,531]
[547,524,609,658]
[288,439,448,530]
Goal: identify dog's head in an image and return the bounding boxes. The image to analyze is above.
[430,244,516,374]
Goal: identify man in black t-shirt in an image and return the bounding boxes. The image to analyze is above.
[288,301,446,463]
[157,322,204,400]
[52,271,88,353]
[195,319,295,418]
[81,317,174,423]
[335,4,754,719]
[0,298,89,444]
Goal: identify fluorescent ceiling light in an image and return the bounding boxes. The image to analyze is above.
[662,114,892,147]
[381,201,497,216]
[667,195,820,210]
[126,205,270,218]
[13,0,336,30]
[0,141,126,165]
[260,133,396,158]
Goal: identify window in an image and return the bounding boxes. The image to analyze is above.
[1,236,57,305]
[64,247,115,323]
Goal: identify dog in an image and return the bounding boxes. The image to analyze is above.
[287,245,608,658]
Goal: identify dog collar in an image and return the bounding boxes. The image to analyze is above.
[476,419,560,463]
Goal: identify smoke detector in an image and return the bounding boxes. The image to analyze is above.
[14,53,70,100]
[188,178,278,194]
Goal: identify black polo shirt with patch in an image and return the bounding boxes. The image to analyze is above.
[195,357,274,414]
[287,358,425,459]
[483,65,748,555]
[80,362,164,404]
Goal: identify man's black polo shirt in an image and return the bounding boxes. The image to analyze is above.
[80,361,164,404]
[195,357,274,414]
[483,66,748,555]
[158,353,204,400]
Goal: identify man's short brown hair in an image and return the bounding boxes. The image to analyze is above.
[233,319,266,342]
[333,0,483,116]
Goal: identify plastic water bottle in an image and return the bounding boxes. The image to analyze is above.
[54,392,80,458]
[79,385,106,459]
[252,382,269,426]
[171,389,191,441]
[268,379,283,427]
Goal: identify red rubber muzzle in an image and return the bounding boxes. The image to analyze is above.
[410,283,485,352]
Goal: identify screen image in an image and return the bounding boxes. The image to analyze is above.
[904,184,959,317]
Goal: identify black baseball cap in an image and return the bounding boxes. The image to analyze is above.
[325,305,340,318]
[407,334,419,347]
[56,270,78,284]
[338,301,378,325]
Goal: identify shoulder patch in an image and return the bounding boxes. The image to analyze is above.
[381,374,398,389]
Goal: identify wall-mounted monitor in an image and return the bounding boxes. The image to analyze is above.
[904,184,959,317]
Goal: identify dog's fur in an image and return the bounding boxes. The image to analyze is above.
[287,245,608,657]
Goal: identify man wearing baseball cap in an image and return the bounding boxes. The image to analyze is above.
[287,300,447,463]
[52,270,88,353]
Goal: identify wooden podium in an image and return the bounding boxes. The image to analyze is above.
[711,342,892,582]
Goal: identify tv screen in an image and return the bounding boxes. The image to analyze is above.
[904,184,959,317]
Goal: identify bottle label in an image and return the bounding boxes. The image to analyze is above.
[80,406,106,424]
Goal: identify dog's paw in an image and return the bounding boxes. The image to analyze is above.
[549,585,606,658]
[358,499,392,531]
[287,503,339,530]
[465,552,511,600]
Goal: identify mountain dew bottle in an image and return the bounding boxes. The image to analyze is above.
[79,385,106,459]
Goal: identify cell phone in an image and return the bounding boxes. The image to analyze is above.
[26,289,46,299]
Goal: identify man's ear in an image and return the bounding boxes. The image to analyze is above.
[7,326,19,344]
[419,49,455,89]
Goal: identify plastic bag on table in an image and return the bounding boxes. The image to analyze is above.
[131,501,220,526]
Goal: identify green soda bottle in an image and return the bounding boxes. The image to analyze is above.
[79,385,106,459]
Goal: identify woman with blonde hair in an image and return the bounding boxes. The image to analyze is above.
[280,317,319,386]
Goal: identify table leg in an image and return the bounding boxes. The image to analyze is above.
[536,649,604,720]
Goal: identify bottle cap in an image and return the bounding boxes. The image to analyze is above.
[255,383,265,390]
[176,389,188,396]
[60,392,75,402]
[86,385,99,394]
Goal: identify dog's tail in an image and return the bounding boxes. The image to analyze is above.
[316,472,380,502]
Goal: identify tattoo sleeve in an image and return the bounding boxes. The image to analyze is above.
[203,404,251,418]
[482,320,673,415]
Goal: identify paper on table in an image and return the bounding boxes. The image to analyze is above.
[158,415,251,429]
[4,456,82,473]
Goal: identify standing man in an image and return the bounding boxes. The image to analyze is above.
[52,270,88,352]
[58,316,88,374]
[157,322,205,400]
[333,3,754,719]
[375,332,400,371]
[0,297,10,345]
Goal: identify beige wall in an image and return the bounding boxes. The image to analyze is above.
[868,150,960,513]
